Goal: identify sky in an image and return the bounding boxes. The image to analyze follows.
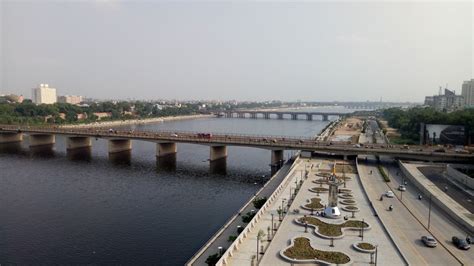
[1,0,472,102]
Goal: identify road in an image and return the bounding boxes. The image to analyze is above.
[358,161,461,265]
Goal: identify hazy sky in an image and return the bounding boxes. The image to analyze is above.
[1,0,472,102]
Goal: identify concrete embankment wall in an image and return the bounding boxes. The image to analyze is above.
[398,161,474,234]
[214,158,303,266]
[446,164,474,190]
[186,157,299,266]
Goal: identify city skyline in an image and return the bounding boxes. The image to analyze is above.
[1,1,472,102]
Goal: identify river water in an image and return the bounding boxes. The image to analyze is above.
[0,108,352,264]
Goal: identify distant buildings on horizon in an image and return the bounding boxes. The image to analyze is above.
[424,79,473,112]
[30,83,84,105]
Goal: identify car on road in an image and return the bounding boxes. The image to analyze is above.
[398,185,407,191]
[385,191,395,198]
[452,236,471,250]
[170,133,178,137]
[421,235,437,247]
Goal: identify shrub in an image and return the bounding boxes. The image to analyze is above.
[228,235,237,242]
[205,253,221,266]
[377,165,390,182]
[253,196,267,209]
[242,211,256,223]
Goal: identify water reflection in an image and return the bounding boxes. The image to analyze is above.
[67,147,92,162]
[30,145,55,158]
[156,154,177,172]
[0,142,23,154]
[210,158,227,175]
[109,150,132,165]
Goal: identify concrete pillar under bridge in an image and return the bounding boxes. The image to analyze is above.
[66,136,92,150]
[277,113,284,120]
[157,142,177,157]
[108,139,132,153]
[210,145,227,161]
[322,114,329,121]
[271,150,284,174]
[238,113,245,118]
[307,114,313,121]
[29,134,55,147]
[264,113,270,119]
[291,114,298,120]
[0,132,23,144]
[250,113,257,119]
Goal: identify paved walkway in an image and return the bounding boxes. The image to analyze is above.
[228,158,404,265]
[187,161,297,265]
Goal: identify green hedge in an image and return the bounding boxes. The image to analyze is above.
[378,165,390,182]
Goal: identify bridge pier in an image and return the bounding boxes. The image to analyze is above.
[210,145,227,161]
[291,114,298,120]
[66,136,92,150]
[238,113,245,118]
[264,113,270,119]
[29,134,55,147]
[277,113,283,120]
[0,132,23,144]
[307,114,313,121]
[157,142,177,157]
[322,114,329,121]
[250,113,257,119]
[271,150,284,174]
[108,139,132,153]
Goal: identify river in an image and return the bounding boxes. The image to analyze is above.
[0,107,352,264]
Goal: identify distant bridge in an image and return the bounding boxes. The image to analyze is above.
[1,125,472,167]
[220,110,348,121]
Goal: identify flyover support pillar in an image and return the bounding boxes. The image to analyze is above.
[307,114,313,121]
[271,150,284,174]
[277,114,283,120]
[0,132,23,144]
[323,114,329,121]
[108,139,132,153]
[291,114,297,120]
[29,134,55,147]
[210,145,227,161]
[66,136,92,150]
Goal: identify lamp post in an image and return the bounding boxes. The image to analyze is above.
[271,213,274,235]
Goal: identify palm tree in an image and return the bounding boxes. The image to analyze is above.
[256,229,266,261]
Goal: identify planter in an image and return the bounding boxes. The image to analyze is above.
[301,197,325,211]
[339,193,354,199]
[281,237,352,265]
[295,216,370,239]
[353,241,376,253]
[309,187,329,193]
[341,206,360,212]
[340,199,357,205]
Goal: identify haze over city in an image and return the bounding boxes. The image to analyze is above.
[1,0,472,102]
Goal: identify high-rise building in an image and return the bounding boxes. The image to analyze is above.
[462,79,474,108]
[32,84,57,104]
[424,87,464,112]
[58,95,83,105]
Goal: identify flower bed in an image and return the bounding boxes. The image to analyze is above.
[340,199,357,205]
[313,179,328,185]
[297,216,369,238]
[338,188,352,194]
[281,237,351,264]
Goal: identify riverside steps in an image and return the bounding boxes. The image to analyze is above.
[186,157,302,266]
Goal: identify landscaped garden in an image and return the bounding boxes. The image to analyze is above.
[282,237,351,264]
[304,197,324,210]
[297,216,369,237]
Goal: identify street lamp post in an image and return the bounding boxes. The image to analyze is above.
[428,194,432,230]
[271,214,274,235]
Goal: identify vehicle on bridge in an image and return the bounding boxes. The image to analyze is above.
[452,236,470,250]
[421,235,438,247]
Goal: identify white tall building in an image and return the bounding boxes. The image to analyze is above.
[462,79,474,108]
[32,84,57,104]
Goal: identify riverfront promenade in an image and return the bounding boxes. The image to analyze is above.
[187,159,300,265]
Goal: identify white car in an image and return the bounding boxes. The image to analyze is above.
[385,191,395,198]
[170,133,178,137]
[398,185,407,191]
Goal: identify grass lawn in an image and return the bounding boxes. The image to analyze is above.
[357,242,375,250]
